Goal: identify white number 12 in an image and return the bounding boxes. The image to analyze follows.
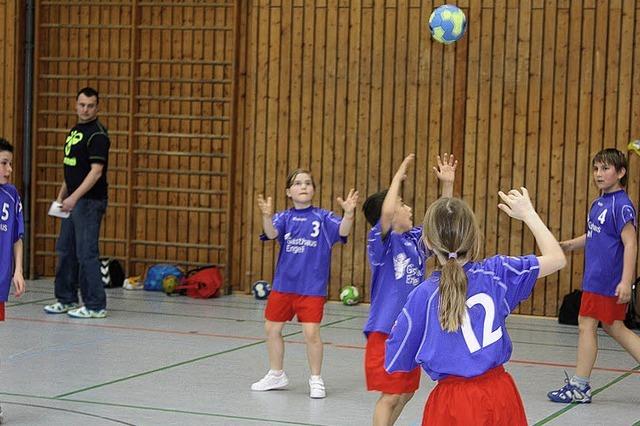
[460,293,503,353]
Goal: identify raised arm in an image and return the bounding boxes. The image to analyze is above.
[433,153,457,198]
[380,154,415,236]
[338,189,359,237]
[257,194,278,239]
[498,187,566,277]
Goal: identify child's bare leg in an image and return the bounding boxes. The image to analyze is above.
[602,320,640,361]
[373,393,400,426]
[301,322,323,375]
[265,320,286,370]
[576,315,599,377]
[389,392,414,425]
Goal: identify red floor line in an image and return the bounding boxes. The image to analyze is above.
[11,316,640,376]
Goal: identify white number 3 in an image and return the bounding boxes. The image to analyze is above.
[460,293,503,353]
[310,220,320,237]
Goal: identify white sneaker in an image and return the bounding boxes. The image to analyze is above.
[0,404,4,424]
[309,376,326,398]
[251,370,289,391]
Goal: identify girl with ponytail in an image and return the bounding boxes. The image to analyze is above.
[385,188,566,426]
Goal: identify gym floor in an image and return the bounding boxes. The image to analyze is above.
[0,280,638,425]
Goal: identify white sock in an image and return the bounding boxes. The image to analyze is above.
[269,369,284,376]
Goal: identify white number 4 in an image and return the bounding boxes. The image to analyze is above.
[460,293,503,353]
[597,209,607,224]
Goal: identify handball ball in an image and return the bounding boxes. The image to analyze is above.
[252,280,271,300]
[162,275,180,295]
[429,4,467,44]
[340,285,360,306]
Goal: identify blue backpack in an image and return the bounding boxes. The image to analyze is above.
[143,264,184,291]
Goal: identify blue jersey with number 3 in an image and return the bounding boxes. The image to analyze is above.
[261,206,345,296]
[583,190,636,296]
[385,255,539,380]
[0,184,24,302]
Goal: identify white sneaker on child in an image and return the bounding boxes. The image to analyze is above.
[251,370,289,391]
[309,376,326,399]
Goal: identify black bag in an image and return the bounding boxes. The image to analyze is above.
[558,289,582,325]
[624,277,640,330]
[100,258,125,288]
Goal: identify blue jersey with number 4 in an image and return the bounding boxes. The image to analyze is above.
[385,255,539,380]
[261,206,345,296]
[583,190,636,296]
[0,184,24,302]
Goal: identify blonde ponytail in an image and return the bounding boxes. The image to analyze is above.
[423,198,481,332]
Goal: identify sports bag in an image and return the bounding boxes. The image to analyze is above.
[143,264,184,291]
[624,277,640,330]
[100,257,125,288]
[558,289,582,325]
[179,266,223,298]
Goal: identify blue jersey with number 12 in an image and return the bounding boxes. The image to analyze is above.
[261,206,345,296]
[0,184,24,302]
[385,255,539,380]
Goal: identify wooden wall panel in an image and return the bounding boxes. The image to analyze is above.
[235,0,640,315]
[0,0,22,187]
[32,1,236,283]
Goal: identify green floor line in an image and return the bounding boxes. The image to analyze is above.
[0,393,327,425]
[533,364,640,425]
[6,297,54,307]
[53,315,358,399]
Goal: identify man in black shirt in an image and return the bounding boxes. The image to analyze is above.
[44,87,110,318]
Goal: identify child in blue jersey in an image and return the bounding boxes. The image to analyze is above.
[385,188,566,425]
[548,148,639,403]
[0,138,26,423]
[362,153,456,426]
[251,169,358,398]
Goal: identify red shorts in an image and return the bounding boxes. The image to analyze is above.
[0,302,4,321]
[422,366,527,426]
[264,290,325,323]
[580,291,627,325]
[365,332,420,394]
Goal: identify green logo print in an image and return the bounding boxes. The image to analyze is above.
[63,130,83,166]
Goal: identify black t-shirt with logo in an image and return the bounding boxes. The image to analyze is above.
[63,118,110,200]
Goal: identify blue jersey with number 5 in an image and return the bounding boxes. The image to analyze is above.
[385,255,539,380]
[0,184,24,302]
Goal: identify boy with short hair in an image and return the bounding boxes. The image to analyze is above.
[362,153,455,425]
[0,137,26,422]
[548,148,639,403]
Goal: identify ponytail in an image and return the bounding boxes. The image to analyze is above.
[438,256,468,331]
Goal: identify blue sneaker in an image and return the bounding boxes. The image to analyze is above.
[547,372,592,403]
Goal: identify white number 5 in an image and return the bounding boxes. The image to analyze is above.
[1,203,9,221]
[460,293,503,353]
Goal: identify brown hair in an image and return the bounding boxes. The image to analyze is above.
[423,197,481,332]
[592,148,628,187]
[286,169,316,190]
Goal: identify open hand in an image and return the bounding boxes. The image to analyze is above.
[257,194,273,216]
[497,187,535,221]
[337,189,359,215]
[433,153,457,184]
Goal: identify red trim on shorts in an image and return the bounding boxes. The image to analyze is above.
[580,291,627,325]
[422,365,527,426]
[0,302,5,321]
[264,290,325,323]
[365,332,420,394]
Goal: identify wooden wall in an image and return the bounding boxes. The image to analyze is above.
[0,0,22,185]
[31,1,236,283]
[234,0,640,316]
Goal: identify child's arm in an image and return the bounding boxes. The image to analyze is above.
[338,189,359,237]
[13,239,25,297]
[498,187,566,277]
[257,194,278,239]
[615,222,637,304]
[380,154,415,236]
[559,234,586,252]
[433,153,457,198]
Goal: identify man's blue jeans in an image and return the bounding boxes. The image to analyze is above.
[54,198,107,311]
